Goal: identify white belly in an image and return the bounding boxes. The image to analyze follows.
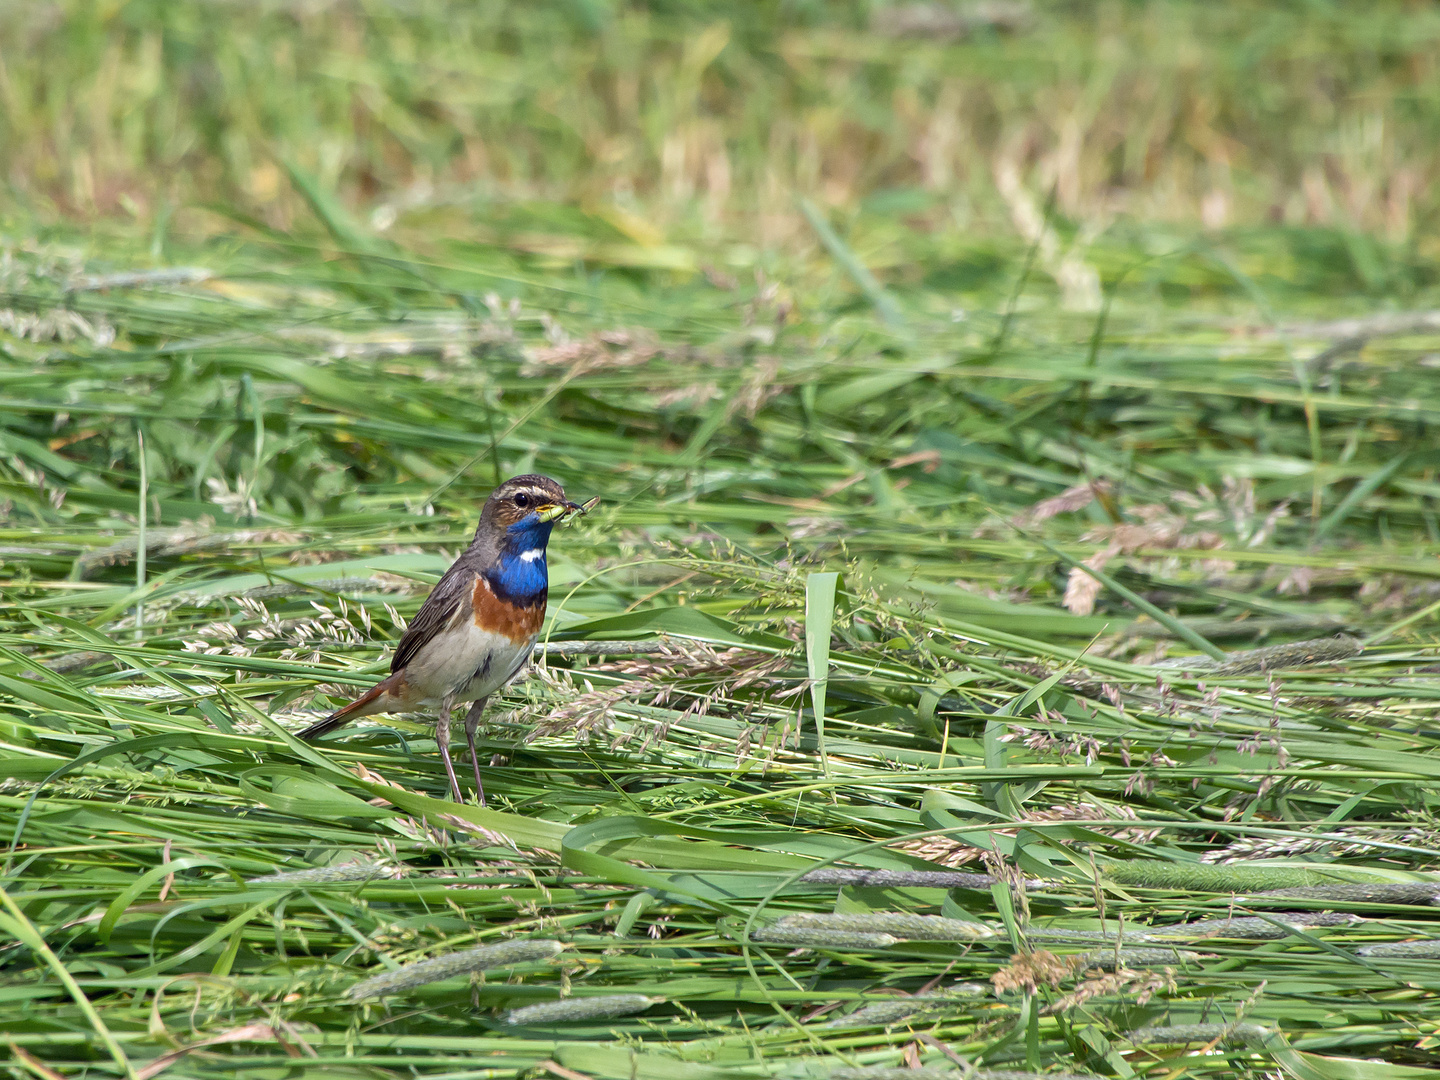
[404,622,536,705]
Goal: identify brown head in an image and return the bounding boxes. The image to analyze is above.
[469,474,585,558]
[482,474,576,527]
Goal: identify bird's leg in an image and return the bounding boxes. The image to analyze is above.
[436,693,463,802]
[463,696,489,808]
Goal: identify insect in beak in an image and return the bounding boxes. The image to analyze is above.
[537,498,596,523]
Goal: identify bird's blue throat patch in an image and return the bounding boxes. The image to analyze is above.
[486,514,554,605]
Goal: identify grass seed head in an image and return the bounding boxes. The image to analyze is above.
[749,927,900,949]
[775,912,997,940]
[1079,948,1200,970]
[1149,912,1361,939]
[1357,939,1440,958]
[347,939,565,999]
[248,861,405,885]
[1127,1022,1272,1046]
[503,993,660,1025]
[991,950,1082,995]
[824,986,989,1027]
[1253,882,1440,903]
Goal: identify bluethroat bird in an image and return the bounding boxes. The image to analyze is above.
[297,475,591,804]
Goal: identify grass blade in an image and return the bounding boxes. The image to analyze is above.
[806,571,839,781]
[1020,529,1226,661]
[0,887,136,1079]
[798,198,904,328]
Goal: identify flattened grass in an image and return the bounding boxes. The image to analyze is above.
[2,213,1440,1079]
[3,6,1440,1073]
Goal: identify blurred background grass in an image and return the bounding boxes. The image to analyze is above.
[5,0,1440,297]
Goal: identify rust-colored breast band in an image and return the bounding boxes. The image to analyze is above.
[472,575,545,642]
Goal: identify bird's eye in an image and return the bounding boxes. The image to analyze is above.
[514,492,530,508]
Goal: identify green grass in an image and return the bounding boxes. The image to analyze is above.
[7,1,1440,270]
[6,3,1440,1079]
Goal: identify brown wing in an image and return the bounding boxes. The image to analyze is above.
[390,565,476,673]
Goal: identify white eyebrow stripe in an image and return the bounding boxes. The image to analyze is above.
[518,548,544,563]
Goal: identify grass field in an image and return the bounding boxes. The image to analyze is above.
[6,3,1440,1079]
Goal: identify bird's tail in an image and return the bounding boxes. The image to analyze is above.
[296,674,398,740]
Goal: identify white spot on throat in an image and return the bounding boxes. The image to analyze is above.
[519,548,544,563]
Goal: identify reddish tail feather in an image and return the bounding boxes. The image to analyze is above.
[296,676,394,740]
